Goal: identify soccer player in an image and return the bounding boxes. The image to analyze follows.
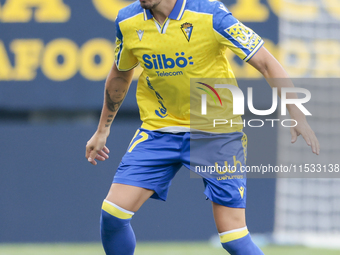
[85,0,320,254]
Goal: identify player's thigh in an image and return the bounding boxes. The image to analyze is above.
[105,183,154,212]
[110,129,182,210]
[212,202,246,233]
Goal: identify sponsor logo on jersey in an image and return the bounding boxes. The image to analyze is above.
[142,52,194,70]
[181,22,193,42]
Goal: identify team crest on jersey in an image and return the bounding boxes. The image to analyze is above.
[225,22,261,51]
[181,23,193,42]
[136,29,144,41]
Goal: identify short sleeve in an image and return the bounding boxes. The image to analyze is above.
[213,2,264,62]
[115,14,139,71]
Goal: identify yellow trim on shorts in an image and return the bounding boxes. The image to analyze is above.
[241,132,248,163]
[102,201,133,219]
[219,228,249,243]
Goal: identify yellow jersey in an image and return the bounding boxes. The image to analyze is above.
[115,0,264,133]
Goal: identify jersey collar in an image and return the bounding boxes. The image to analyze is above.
[143,0,187,21]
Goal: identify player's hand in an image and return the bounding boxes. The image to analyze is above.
[85,132,110,165]
[290,118,320,155]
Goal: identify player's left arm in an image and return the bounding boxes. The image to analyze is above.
[248,46,320,155]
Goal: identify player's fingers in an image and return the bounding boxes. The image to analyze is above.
[88,150,99,165]
[290,127,298,144]
[316,135,320,155]
[310,132,320,155]
[301,132,311,147]
[98,150,109,159]
[310,132,317,154]
[88,158,97,165]
[304,128,317,154]
[95,154,106,161]
[310,137,317,154]
[298,127,312,147]
[103,146,110,154]
[85,145,92,159]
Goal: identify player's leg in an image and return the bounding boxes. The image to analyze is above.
[186,131,264,254]
[101,128,182,255]
[100,183,154,255]
[212,202,264,255]
[212,202,246,232]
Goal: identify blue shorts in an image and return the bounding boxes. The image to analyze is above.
[113,128,247,208]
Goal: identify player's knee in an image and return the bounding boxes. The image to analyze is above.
[101,199,135,230]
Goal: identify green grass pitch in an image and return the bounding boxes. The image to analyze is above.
[0,243,339,255]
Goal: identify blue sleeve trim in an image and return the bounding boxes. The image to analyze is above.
[212,3,251,56]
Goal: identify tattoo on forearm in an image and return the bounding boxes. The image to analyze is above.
[105,115,114,128]
[106,90,125,112]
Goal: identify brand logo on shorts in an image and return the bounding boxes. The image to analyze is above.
[238,186,244,199]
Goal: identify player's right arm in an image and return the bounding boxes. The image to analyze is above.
[86,9,138,165]
[85,63,134,165]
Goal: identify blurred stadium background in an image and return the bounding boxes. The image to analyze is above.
[0,0,339,254]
